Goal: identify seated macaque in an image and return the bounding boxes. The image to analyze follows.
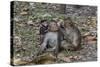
[61,17,81,51]
[40,20,48,44]
[38,21,60,56]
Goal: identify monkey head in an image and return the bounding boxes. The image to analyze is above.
[64,17,74,28]
[48,21,59,32]
[41,20,48,26]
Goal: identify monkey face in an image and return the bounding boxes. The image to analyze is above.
[64,20,72,28]
[42,22,48,26]
[64,17,73,28]
[49,22,59,32]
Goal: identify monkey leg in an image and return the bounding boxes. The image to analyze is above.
[61,40,77,51]
[61,41,69,50]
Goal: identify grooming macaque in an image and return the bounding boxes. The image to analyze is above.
[40,20,48,44]
[60,17,81,50]
[37,17,81,58]
[38,21,61,56]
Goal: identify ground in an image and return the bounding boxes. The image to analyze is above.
[11,1,97,65]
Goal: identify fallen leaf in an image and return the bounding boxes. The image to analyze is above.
[20,12,28,15]
[87,41,97,45]
[60,57,71,62]
[84,35,96,41]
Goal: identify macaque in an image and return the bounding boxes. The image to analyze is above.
[61,17,81,51]
[38,21,61,57]
[40,20,48,44]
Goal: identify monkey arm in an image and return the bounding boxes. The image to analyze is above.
[39,34,49,54]
[40,27,43,34]
[54,43,59,57]
[59,28,72,44]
